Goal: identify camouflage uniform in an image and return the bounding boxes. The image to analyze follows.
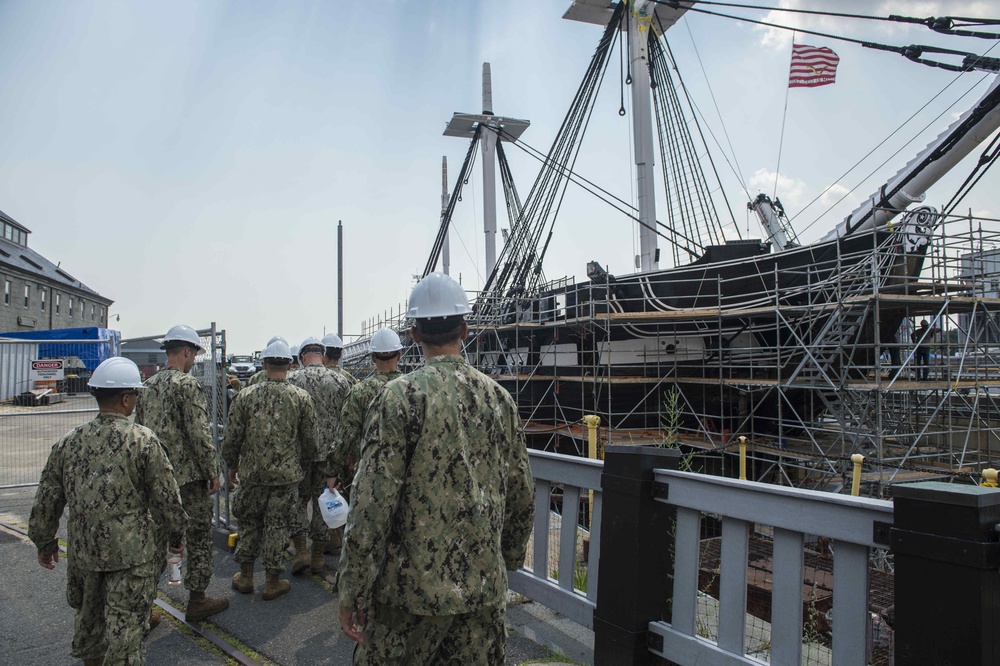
[246,370,266,386]
[338,354,534,666]
[329,369,403,482]
[222,379,318,573]
[288,363,353,543]
[329,364,358,386]
[134,367,219,592]
[29,413,187,664]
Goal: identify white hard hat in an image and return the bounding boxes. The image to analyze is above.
[322,333,344,349]
[262,340,293,361]
[300,336,325,353]
[290,344,300,360]
[88,357,145,389]
[406,272,471,319]
[266,335,287,347]
[161,324,204,351]
[370,328,403,353]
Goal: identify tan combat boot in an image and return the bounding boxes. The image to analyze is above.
[323,529,343,555]
[185,590,230,622]
[149,607,161,629]
[83,658,105,666]
[310,541,327,574]
[231,561,255,594]
[262,572,291,600]
[290,534,310,574]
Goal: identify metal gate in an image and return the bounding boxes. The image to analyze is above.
[1,326,229,527]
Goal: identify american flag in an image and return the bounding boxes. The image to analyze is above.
[788,44,840,89]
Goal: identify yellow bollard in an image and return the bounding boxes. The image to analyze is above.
[582,415,601,460]
[227,533,239,551]
[851,454,865,496]
[981,468,998,488]
[738,436,748,481]
[582,415,601,532]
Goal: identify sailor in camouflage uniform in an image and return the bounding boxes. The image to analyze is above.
[223,339,318,601]
[246,335,287,387]
[29,357,187,666]
[330,327,404,483]
[134,324,228,622]
[322,332,358,386]
[338,273,534,666]
[287,336,352,575]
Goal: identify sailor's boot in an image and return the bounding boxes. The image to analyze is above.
[231,561,255,594]
[290,535,310,574]
[149,608,161,629]
[324,529,342,555]
[185,590,230,622]
[262,572,291,601]
[310,541,327,574]
[83,658,105,666]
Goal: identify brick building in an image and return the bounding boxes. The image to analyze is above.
[0,208,114,332]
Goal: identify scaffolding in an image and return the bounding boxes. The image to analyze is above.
[458,212,1000,497]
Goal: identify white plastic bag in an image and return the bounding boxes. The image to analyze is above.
[318,487,349,529]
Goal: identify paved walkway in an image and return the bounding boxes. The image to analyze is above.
[0,485,593,665]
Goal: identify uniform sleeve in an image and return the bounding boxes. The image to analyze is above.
[337,386,410,608]
[183,378,219,481]
[222,393,247,470]
[143,435,188,547]
[27,440,67,557]
[299,393,318,471]
[328,389,361,481]
[133,387,149,427]
[501,398,535,571]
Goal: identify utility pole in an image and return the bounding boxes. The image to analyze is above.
[442,156,450,275]
[337,220,344,339]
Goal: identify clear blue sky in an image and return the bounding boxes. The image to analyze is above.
[1,0,997,353]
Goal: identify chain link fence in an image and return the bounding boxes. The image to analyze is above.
[1,338,118,490]
[1,326,229,529]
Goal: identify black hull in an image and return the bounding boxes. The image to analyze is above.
[466,226,931,435]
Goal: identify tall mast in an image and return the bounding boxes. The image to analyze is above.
[564,0,688,272]
[628,3,658,271]
[441,156,450,276]
[482,63,498,277]
[443,64,530,284]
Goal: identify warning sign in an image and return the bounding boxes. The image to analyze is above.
[30,360,65,381]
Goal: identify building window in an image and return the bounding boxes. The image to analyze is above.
[3,279,9,306]
[23,284,29,308]
[55,293,60,314]
[69,297,73,317]
[100,306,105,324]
[90,303,95,321]
[40,289,46,311]
[79,299,85,319]
[2,224,10,241]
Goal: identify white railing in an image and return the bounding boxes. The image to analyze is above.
[650,469,893,665]
[510,449,604,629]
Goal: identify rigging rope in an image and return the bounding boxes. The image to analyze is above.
[651,0,1000,72]
[422,126,481,278]
[657,0,1000,40]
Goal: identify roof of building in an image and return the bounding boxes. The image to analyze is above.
[0,209,111,303]
[0,208,30,234]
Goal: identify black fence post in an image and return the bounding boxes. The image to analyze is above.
[892,481,1000,665]
[593,445,679,666]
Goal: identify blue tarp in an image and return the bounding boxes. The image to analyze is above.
[0,327,121,372]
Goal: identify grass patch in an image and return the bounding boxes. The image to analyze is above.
[519,654,583,665]
[155,592,273,665]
